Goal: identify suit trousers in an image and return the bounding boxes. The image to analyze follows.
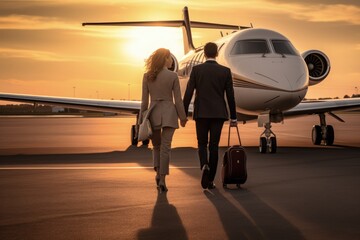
[151,127,175,175]
[195,118,225,182]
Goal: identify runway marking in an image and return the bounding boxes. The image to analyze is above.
[0,166,198,170]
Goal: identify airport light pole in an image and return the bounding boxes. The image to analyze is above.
[73,86,76,97]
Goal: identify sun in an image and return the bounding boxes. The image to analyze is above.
[120,27,184,62]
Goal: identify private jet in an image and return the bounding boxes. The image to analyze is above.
[1,7,359,153]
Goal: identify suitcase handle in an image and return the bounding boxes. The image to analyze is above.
[228,124,242,147]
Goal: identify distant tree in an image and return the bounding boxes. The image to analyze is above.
[344,95,350,98]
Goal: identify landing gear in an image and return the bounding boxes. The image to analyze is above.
[312,113,335,146]
[312,125,322,145]
[259,123,277,153]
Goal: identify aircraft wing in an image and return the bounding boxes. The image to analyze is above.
[1,92,358,120]
[236,98,360,123]
[0,92,141,115]
[284,98,360,117]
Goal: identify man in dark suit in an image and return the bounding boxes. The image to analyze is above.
[183,42,237,189]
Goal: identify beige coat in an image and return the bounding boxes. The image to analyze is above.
[140,68,187,129]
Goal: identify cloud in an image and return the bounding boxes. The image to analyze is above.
[0,47,117,63]
[287,3,360,25]
[0,14,133,41]
[196,1,360,25]
[0,15,80,30]
[0,47,76,62]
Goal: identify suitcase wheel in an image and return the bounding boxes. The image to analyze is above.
[236,184,241,188]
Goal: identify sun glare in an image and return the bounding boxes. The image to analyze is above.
[120,27,184,62]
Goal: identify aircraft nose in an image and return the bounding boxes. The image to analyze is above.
[232,56,308,92]
[257,58,308,91]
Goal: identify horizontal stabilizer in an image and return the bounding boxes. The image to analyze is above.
[81,6,251,54]
[83,20,243,30]
[82,20,184,27]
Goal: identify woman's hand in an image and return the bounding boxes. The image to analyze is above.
[180,119,188,127]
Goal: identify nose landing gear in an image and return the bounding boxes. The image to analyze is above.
[259,123,277,153]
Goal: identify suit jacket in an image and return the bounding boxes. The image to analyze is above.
[183,60,237,120]
[140,68,187,129]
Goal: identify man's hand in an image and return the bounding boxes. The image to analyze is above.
[230,119,238,127]
[180,119,188,127]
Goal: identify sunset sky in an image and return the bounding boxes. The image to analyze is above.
[0,0,359,100]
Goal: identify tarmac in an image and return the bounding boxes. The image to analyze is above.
[0,114,359,240]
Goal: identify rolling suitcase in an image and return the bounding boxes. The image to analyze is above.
[221,125,247,188]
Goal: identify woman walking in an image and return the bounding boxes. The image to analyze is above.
[140,48,187,193]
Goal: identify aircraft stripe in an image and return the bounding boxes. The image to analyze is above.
[232,76,308,93]
[0,166,198,170]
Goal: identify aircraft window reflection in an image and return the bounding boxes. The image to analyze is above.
[230,40,270,55]
[272,40,299,56]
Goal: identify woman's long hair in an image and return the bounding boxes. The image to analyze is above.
[145,48,170,82]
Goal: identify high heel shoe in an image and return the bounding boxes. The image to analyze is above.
[158,175,168,193]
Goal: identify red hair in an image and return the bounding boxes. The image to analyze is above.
[145,48,170,81]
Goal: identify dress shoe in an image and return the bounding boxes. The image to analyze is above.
[155,175,160,187]
[201,164,210,189]
[208,182,216,189]
[159,184,168,193]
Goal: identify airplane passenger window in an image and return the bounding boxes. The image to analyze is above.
[271,40,299,56]
[230,40,269,55]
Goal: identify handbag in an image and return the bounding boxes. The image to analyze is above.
[138,104,156,141]
[138,110,152,141]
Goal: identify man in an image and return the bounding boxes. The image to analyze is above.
[183,42,237,189]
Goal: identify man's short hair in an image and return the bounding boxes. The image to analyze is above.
[204,42,218,58]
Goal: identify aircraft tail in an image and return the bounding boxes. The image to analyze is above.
[82,6,247,54]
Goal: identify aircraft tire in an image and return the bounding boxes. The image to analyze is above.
[325,125,334,146]
[269,137,277,153]
[259,137,267,153]
[312,125,322,145]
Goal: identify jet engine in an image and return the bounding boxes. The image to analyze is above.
[301,50,331,86]
[169,53,179,72]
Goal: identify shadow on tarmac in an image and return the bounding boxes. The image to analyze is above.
[1,145,359,239]
[204,188,305,239]
[137,192,188,240]
[1,145,358,165]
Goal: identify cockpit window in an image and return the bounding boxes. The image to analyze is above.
[271,40,299,56]
[230,39,270,55]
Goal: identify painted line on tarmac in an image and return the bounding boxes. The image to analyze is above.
[0,166,198,170]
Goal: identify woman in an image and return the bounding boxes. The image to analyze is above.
[140,48,187,193]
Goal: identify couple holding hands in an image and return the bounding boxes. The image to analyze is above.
[140,42,237,193]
